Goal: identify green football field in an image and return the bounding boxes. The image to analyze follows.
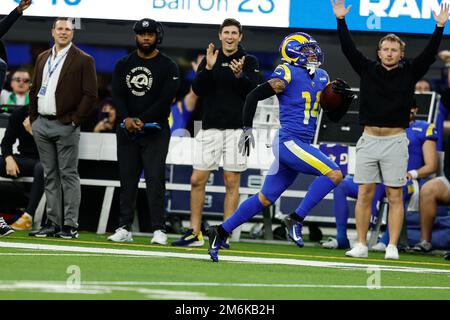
[0,231,449,300]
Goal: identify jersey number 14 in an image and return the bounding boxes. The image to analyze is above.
[302,91,322,125]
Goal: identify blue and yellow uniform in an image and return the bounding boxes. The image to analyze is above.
[169,99,193,136]
[260,64,339,203]
[407,120,437,172]
[215,32,342,259]
[405,120,438,193]
[274,63,328,143]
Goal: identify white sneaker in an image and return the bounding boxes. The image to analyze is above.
[385,244,399,260]
[322,237,338,249]
[371,242,387,252]
[151,230,168,245]
[345,243,368,258]
[107,227,133,242]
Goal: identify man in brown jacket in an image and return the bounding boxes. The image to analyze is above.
[28,17,97,239]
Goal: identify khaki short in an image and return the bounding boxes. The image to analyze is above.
[354,132,408,187]
[193,129,247,172]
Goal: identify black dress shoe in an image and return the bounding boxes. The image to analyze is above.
[29,224,60,237]
[55,226,79,239]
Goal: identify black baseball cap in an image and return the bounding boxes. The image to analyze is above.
[133,18,159,34]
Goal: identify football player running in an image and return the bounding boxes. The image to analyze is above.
[207,33,354,262]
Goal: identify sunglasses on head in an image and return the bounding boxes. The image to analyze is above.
[12,77,31,84]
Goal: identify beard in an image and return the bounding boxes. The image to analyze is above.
[136,40,157,55]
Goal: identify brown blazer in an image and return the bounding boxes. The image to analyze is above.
[29,44,98,125]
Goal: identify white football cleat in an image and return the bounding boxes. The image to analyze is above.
[151,230,168,245]
[107,227,133,242]
[385,244,399,260]
[345,243,368,258]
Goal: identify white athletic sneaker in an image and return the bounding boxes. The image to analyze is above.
[371,242,387,252]
[151,230,168,245]
[322,237,338,249]
[107,227,133,242]
[345,243,368,258]
[385,244,399,260]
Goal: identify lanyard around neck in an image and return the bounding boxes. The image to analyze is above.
[47,49,69,80]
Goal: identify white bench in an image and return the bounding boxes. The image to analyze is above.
[0,129,348,237]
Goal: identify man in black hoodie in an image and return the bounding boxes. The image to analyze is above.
[0,0,31,90]
[172,18,260,247]
[332,0,449,260]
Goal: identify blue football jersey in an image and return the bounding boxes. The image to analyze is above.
[406,120,437,171]
[270,63,329,143]
[169,99,193,136]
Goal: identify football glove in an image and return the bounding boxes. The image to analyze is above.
[326,78,355,123]
[238,127,255,157]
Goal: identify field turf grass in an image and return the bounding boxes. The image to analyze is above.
[0,231,449,300]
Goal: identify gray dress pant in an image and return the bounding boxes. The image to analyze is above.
[32,116,81,228]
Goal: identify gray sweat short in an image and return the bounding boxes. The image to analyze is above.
[354,132,408,187]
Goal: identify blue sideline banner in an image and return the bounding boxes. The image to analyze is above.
[1,0,449,34]
[2,0,290,28]
[290,0,449,35]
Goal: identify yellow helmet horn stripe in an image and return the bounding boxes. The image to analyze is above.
[281,34,310,63]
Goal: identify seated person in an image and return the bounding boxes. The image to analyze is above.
[414,98,450,253]
[0,105,44,230]
[169,86,198,137]
[0,68,30,106]
[415,78,432,92]
[411,51,450,254]
[0,1,31,91]
[414,174,450,253]
[437,50,450,151]
[93,98,117,133]
[323,105,438,250]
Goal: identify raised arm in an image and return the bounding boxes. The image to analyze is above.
[236,55,261,98]
[412,3,449,81]
[331,0,369,75]
[0,8,21,39]
[192,44,217,96]
[0,0,31,39]
[183,55,203,112]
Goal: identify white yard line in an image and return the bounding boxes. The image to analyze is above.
[0,280,449,293]
[82,281,450,290]
[0,253,152,258]
[0,281,227,299]
[1,241,449,275]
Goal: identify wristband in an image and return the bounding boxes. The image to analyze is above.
[408,170,419,179]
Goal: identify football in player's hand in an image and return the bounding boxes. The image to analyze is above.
[320,81,345,112]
